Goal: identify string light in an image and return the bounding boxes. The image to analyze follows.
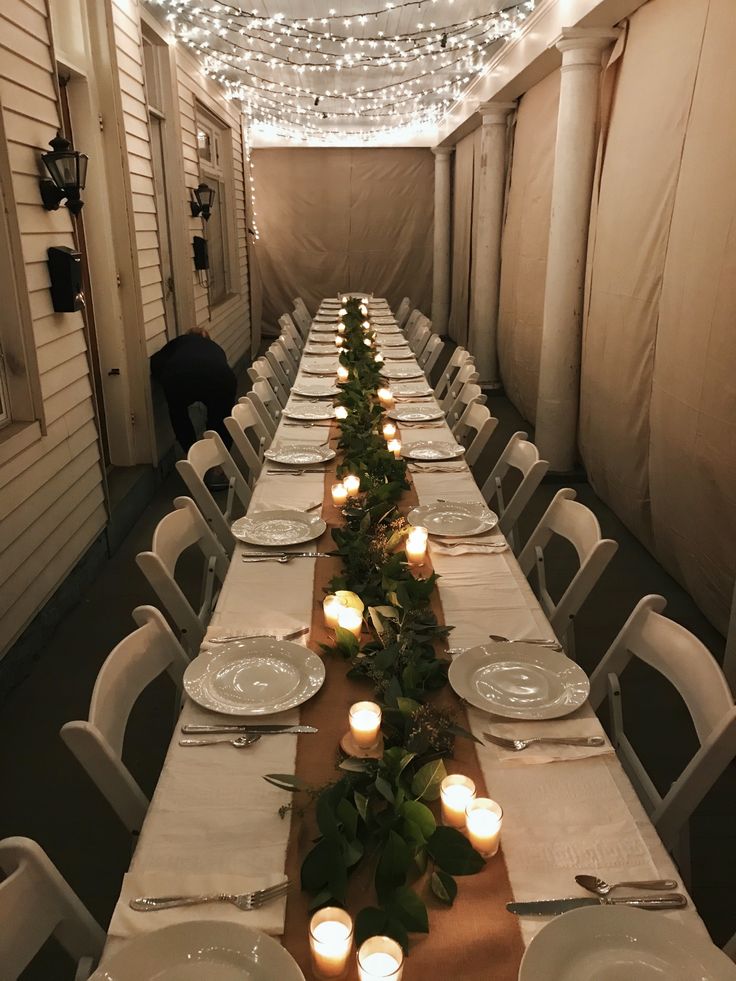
[151,0,536,142]
[243,126,260,240]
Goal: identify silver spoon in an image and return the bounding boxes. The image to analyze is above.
[575,874,677,896]
[179,735,262,748]
[489,633,563,651]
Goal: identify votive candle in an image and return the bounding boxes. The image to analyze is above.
[335,405,348,420]
[359,304,368,316]
[339,306,347,316]
[323,594,342,629]
[349,701,382,749]
[357,936,404,981]
[337,365,349,383]
[363,337,372,348]
[405,526,428,566]
[465,798,503,857]
[331,482,348,506]
[387,438,401,459]
[362,320,370,330]
[377,388,395,409]
[343,474,361,497]
[338,606,363,639]
[374,353,384,364]
[309,907,353,980]
[335,336,344,348]
[440,774,476,829]
[382,422,397,441]
[337,322,346,334]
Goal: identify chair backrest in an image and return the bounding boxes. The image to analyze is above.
[0,837,105,979]
[589,595,736,848]
[60,606,189,833]
[252,378,282,428]
[434,346,474,400]
[441,362,479,412]
[292,297,312,337]
[241,390,277,439]
[136,497,229,656]
[446,382,484,432]
[454,402,498,472]
[271,337,298,382]
[278,314,304,354]
[517,488,618,646]
[395,297,411,328]
[279,326,302,364]
[262,349,291,401]
[404,309,422,339]
[419,333,443,376]
[480,432,549,550]
[176,432,252,555]
[409,319,431,356]
[225,401,266,485]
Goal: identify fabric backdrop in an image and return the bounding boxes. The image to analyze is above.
[253,148,433,332]
[497,69,560,423]
[448,130,480,345]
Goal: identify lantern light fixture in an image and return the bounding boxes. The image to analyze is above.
[190,181,216,221]
[40,132,88,216]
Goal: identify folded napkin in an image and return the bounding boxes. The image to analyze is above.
[249,499,322,514]
[430,533,508,556]
[203,616,308,645]
[478,710,615,766]
[108,871,288,940]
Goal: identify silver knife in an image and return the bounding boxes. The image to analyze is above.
[181,723,318,735]
[206,626,309,644]
[507,894,688,915]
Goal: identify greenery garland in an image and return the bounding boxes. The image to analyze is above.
[265,297,484,954]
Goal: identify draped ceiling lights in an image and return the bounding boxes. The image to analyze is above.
[151,0,536,142]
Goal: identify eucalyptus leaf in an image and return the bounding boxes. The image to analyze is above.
[430,870,457,906]
[263,773,308,793]
[401,799,436,840]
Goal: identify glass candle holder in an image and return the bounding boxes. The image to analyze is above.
[343,474,361,497]
[337,606,363,639]
[362,320,370,330]
[386,438,401,459]
[382,422,397,441]
[323,594,342,629]
[335,405,348,421]
[331,482,348,506]
[363,338,372,348]
[309,907,354,980]
[335,336,344,348]
[337,322,346,334]
[440,774,476,829]
[357,936,404,981]
[359,304,368,316]
[374,353,384,364]
[349,700,382,749]
[337,366,349,383]
[377,388,395,409]
[339,306,347,316]
[405,526,428,566]
[465,798,503,857]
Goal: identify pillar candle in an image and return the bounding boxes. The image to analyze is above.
[349,701,382,749]
[382,422,397,440]
[337,366,349,383]
[335,405,348,420]
[386,438,401,459]
[440,774,476,829]
[343,474,361,497]
[405,526,428,565]
[357,937,404,981]
[337,606,363,639]
[465,798,503,857]
[377,388,395,409]
[331,482,348,506]
[309,907,353,980]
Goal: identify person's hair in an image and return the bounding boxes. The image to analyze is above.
[187,326,211,340]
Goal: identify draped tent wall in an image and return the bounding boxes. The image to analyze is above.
[253,148,433,333]
[448,130,479,345]
[497,69,560,423]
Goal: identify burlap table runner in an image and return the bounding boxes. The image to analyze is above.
[281,424,524,979]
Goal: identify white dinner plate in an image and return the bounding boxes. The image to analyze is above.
[382,351,414,361]
[231,509,326,546]
[448,643,589,720]
[401,440,465,461]
[519,906,736,981]
[304,343,336,354]
[311,323,338,333]
[292,382,340,398]
[373,317,398,324]
[284,405,335,421]
[302,361,339,375]
[387,404,444,422]
[408,501,498,537]
[264,442,336,464]
[391,381,434,397]
[185,639,326,716]
[91,921,305,981]
[380,338,411,348]
[374,326,401,335]
[381,364,425,380]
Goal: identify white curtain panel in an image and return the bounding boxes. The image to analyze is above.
[448,129,478,345]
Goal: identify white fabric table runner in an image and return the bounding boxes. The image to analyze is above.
[103,298,708,960]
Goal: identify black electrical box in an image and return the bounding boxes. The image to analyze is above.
[193,235,209,270]
[47,246,84,313]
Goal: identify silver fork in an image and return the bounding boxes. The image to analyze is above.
[484,733,606,752]
[129,879,290,912]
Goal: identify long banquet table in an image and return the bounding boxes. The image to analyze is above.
[101,297,709,976]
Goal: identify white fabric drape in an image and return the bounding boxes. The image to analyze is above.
[448,130,479,345]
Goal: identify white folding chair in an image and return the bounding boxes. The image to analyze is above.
[395,296,411,329]
[454,403,498,477]
[292,297,312,338]
[176,432,252,555]
[60,607,190,833]
[441,362,479,414]
[225,401,267,485]
[446,382,484,433]
[419,333,443,377]
[434,347,475,401]
[480,432,549,553]
[252,378,282,431]
[409,319,431,357]
[279,328,302,367]
[590,595,736,858]
[278,313,304,353]
[136,497,229,656]
[0,837,104,980]
[247,356,268,388]
[252,355,288,408]
[404,309,422,341]
[271,337,298,383]
[241,389,277,440]
[517,489,617,654]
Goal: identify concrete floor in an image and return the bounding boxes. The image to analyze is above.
[3,388,734,979]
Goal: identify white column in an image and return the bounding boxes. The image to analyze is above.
[468,101,516,387]
[534,28,619,472]
[431,147,453,334]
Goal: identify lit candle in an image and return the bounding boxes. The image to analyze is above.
[374,353,384,364]
[357,936,404,981]
[405,525,428,566]
[338,606,363,639]
[382,422,397,440]
[359,304,368,316]
[440,774,476,829]
[343,474,361,497]
[309,907,353,980]
[331,482,348,507]
[337,322,346,334]
[349,700,382,749]
[324,594,342,629]
[339,306,347,316]
[377,388,395,409]
[335,336,344,348]
[335,405,348,420]
[337,365,349,383]
[362,320,370,330]
[387,438,401,459]
[465,798,503,857]
[363,337,372,348]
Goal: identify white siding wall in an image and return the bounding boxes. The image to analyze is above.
[0,0,106,654]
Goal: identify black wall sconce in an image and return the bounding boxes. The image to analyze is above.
[40,132,88,216]
[190,182,216,221]
[48,246,85,313]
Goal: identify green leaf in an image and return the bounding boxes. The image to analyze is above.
[316,792,340,839]
[339,757,373,773]
[447,722,483,746]
[335,625,360,656]
[426,827,485,875]
[336,798,359,839]
[430,870,458,906]
[387,885,429,933]
[354,791,369,821]
[411,759,447,802]
[401,800,436,840]
[354,907,388,947]
[376,830,411,901]
[397,696,422,715]
[263,773,308,792]
[374,774,395,804]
